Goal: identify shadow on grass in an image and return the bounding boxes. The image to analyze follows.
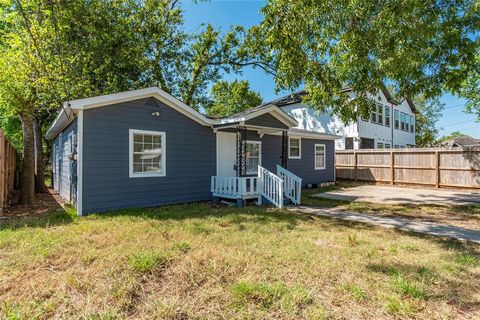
[0,190,77,231]
[93,202,309,229]
[366,256,480,313]
[0,204,76,231]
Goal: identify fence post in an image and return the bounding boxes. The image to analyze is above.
[390,151,395,185]
[435,151,440,188]
[353,151,358,181]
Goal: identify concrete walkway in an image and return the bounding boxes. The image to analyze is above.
[313,185,480,205]
[287,206,480,244]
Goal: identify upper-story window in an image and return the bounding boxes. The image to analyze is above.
[377,104,383,125]
[370,108,377,123]
[400,112,407,131]
[410,115,415,133]
[401,112,411,132]
[394,109,399,129]
[385,106,391,127]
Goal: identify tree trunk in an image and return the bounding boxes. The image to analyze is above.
[34,117,48,193]
[19,113,36,205]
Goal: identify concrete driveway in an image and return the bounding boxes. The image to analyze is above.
[313,185,480,206]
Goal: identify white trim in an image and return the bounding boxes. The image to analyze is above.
[288,137,302,159]
[77,110,84,216]
[129,129,166,178]
[269,129,341,140]
[46,88,298,140]
[218,104,298,128]
[245,140,262,175]
[314,144,326,170]
[216,132,220,176]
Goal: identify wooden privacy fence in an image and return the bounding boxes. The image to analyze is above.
[336,148,480,189]
[0,130,17,213]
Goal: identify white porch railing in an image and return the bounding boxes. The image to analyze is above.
[211,176,259,199]
[276,165,302,205]
[211,166,300,209]
[258,166,284,208]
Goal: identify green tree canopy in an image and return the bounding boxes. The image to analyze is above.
[438,130,465,143]
[0,0,270,203]
[259,0,479,122]
[205,80,263,117]
[414,96,445,147]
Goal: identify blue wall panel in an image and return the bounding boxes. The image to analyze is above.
[82,98,216,213]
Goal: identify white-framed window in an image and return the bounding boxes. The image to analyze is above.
[245,141,261,175]
[377,104,383,125]
[394,109,399,129]
[129,129,166,178]
[288,137,301,159]
[410,115,415,133]
[314,144,326,170]
[385,106,391,127]
[370,109,377,123]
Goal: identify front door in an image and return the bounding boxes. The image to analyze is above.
[217,132,237,176]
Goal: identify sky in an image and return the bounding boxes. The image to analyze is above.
[182,0,479,138]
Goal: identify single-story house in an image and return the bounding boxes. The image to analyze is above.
[441,134,480,148]
[46,87,340,215]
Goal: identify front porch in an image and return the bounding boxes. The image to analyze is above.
[211,104,303,208]
[211,176,260,201]
[211,165,302,208]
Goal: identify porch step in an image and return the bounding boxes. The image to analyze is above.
[260,195,293,207]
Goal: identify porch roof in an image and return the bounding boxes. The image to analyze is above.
[212,104,298,129]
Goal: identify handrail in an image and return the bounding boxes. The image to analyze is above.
[276,165,302,205]
[258,166,284,208]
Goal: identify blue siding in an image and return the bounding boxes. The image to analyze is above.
[285,138,335,186]
[245,113,288,129]
[82,98,216,213]
[242,130,335,186]
[52,119,77,202]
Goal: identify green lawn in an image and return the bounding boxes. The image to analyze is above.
[0,202,479,319]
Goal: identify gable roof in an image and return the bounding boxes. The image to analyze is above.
[442,135,480,147]
[266,86,418,114]
[46,87,297,139]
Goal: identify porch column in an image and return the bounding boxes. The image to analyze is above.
[236,126,247,177]
[281,130,288,168]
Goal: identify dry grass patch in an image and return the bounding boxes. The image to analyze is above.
[0,202,479,319]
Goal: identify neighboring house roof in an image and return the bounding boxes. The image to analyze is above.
[266,85,418,114]
[46,87,299,139]
[442,135,480,148]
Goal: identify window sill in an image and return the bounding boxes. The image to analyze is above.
[129,172,166,178]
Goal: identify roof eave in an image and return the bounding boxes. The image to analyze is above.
[45,105,76,140]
